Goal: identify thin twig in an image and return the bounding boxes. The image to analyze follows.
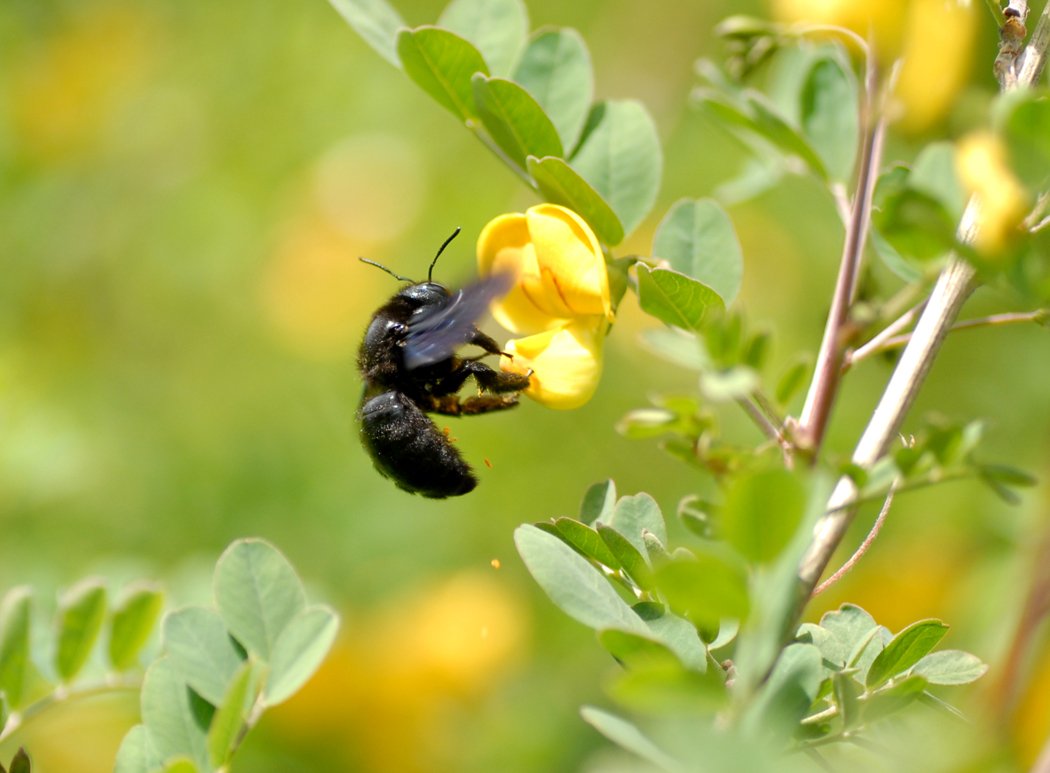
[736,395,794,465]
[848,309,1047,365]
[796,54,886,454]
[844,302,924,369]
[813,480,898,595]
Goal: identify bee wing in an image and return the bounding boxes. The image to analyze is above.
[403,272,513,370]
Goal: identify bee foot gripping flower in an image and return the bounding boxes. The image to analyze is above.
[477,204,613,410]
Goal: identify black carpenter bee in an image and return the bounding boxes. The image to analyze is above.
[357,228,531,498]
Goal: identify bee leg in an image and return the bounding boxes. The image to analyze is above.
[465,328,505,357]
[425,393,521,416]
[459,360,531,393]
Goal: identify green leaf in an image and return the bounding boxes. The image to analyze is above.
[870,226,923,282]
[264,605,339,706]
[598,629,681,668]
[140,657,211,771]
[862,674,928,722]
[652,198,744,305]
[207,660,257,768]
[115,724,163,773]
[911,142,966,220]
[653,550,749,630]
[699,366,759,402]
[911,649,988,685]
[571,100,662,237]
[616,408,681,439]
[815,604,879,668]
[513,28,593,150]
[109,582,165,672]
[742,643,823,743]
[799,54,858,182]
[397,27,489,121]
[514,525,648,635]
[597,524,654,591]
[996,90,1050,189]
[438,0,527,76]
[8,748,30,773]
[697,90,828,180]
[580,480,617,525]
[580,706,682,772]
[0,588,31,709]
[606,493,668,553]
[54,578,107,683]
[327,0,406,68]
[163,607,245,706]
[526,155,624,245]
[472,74,563,169]
[721,469,807,564]
[634,604,709,672]
[637,266,725,331]
[214,538,307,661]
[866,619,949,689]
[551,517,621,569]
[872,166,958,263]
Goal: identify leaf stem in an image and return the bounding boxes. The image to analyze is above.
[813,480,898,595]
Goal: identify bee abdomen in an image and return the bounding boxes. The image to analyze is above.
[358,391,476,498]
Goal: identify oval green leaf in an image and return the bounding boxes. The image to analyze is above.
[910,649,988,685]
[264,605,339,706]
[55,578,107,683]
[115,724,163,773]
[163,607,245,706]
[800,54,858,183]
[214,538,306,661]
[637,265,725,331]
[552,517,621,569]
[472,74,563,170]
[571,100,662,237]
[109,582,165,672]
[513,28,593,150]
[653,198,744,305]
[608,492,667,553]
[397,26,490,121]
[597,524,654,591]
[653,550,750,630]
[866,619,949,689]
[580,706,681,772]
[514,524,647,635]
[579,479,617,525]
[526,155,624,245]
[438,0,527,76]
[721,469,807,565]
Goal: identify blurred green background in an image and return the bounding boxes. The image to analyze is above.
[2,0,1049,770]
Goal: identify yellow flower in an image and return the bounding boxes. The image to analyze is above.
[956,131,1029,256]
[477,204,613,410]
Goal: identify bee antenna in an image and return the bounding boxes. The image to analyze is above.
[428,227,461,283]
[358,257,413,283]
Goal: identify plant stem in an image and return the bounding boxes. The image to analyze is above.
[813,480,897,595]
[791,0,1050,626]
[0,676,141,743]
[848,309,1048,364]
[797,56,885,454]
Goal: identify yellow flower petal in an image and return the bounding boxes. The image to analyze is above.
[500,319,607,410]
[956,131,1029,256]
[527,204,612,320]
[476,212,565,334]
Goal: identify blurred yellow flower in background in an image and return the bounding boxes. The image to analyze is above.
[956,130,1029,256]
[477,204,613,410]
[770,0,977,133]
[271,571,526,773]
